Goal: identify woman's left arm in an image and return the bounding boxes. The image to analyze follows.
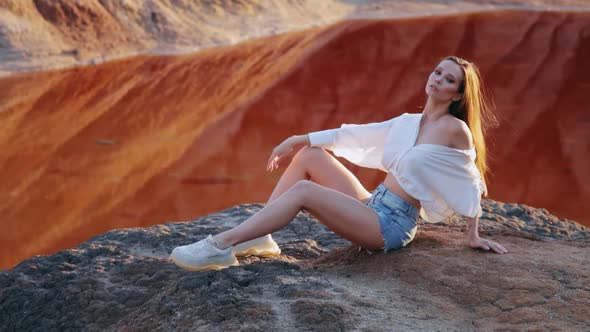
[467,217,509,254]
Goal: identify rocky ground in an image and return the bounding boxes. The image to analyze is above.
[1,199,588,331]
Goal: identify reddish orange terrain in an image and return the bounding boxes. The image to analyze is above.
[0,10,588,269]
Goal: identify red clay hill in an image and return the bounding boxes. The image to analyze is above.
[1,9,589,269]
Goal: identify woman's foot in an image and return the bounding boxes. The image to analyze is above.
[170,235,238,272]
[232,234,281,257]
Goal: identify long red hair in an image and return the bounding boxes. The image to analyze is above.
[445,56,497,196]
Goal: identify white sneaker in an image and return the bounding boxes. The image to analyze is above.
[232,234,281,257]
[170,235,239,272]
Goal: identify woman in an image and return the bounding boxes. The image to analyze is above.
[170,56,508,272]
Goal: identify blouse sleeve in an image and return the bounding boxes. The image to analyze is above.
[403,146,485,222]
[446,159,485,219]
[307,118,396,171]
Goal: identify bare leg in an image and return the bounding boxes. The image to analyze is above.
[213,146,378,249]
[267,146,372,203]
[214,146,377,248]
[214,146,374,247]
[216,180,383,250]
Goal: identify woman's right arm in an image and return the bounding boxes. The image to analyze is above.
[266,134,310,172]
[267,116,397,172]
[288,134,311,147]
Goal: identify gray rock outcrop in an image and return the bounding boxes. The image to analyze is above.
[1,200,588,331]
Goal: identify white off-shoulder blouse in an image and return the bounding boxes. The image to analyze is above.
[307,112,487,222]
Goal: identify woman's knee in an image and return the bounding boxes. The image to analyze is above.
[292,146,328,166]
[291,146,329,169]
[288,179,317,196]
[290,179,315,191]
[292,180,324,204]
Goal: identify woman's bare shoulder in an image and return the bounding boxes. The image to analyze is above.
[444,116,473,150]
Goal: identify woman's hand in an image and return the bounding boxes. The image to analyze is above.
[467,216,508,254]
[266,137,296,172]
[469,236,508,254]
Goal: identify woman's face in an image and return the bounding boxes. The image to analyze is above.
[425,60,464,103]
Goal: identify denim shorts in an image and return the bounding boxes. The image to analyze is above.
[364,183,419,252]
